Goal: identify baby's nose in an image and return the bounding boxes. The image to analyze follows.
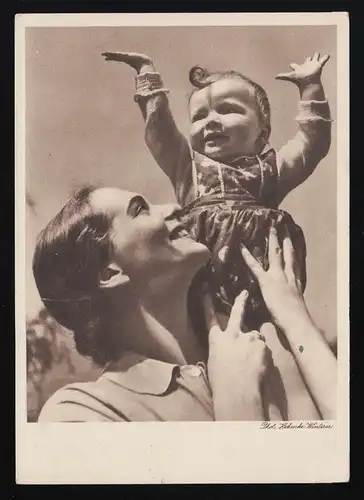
[206,111,222,125]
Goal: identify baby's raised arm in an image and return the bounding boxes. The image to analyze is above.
[102,52,192,194]
[274,53,332,203]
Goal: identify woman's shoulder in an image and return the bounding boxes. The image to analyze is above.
[37,379,120,423]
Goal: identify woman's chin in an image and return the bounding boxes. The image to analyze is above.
[172,237,210,267]
[175,236,209,253]
[190,242,210,271]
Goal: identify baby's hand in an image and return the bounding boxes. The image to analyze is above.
[101,51,155,73]
[275,53,330,86]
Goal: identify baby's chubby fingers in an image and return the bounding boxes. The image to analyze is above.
[102,51,152,61]
[274,71,295,82]
[101,52,154,74]
[319,54,330,67]
[101,51,127,61]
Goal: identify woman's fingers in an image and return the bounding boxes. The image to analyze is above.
[240,243,265,281]
[247,330,265,342]
[260,322,277,340]
[268,225,282,270]
[226,290,249,334]
[282,226,303,292]
[282,226,295,279]
[202,293,221,338]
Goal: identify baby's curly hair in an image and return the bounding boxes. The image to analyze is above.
[189,65,271,147]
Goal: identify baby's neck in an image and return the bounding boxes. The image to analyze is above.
[204,147,264,165]
[229,152,259,163]
[211,151,259,165]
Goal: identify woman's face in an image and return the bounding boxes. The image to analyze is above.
[90,188,209,282]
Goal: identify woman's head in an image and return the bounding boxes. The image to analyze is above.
[188,66,271,160]
[33,185,113,364]
[33,185,209,364]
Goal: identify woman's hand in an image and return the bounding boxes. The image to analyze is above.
[275,52,330,86]
[241,225,337,420]
[204,290,271,420]
[101,51,155,73]
[241,226,312,333]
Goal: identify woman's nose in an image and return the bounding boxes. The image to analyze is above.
[161,203,183,221]
[153,204,183,221]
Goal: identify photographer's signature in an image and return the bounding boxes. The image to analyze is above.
[261,421,333,430]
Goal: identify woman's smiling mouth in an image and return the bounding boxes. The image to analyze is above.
[168,224,191,241]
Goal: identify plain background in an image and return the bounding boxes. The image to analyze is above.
[26,25,337,344]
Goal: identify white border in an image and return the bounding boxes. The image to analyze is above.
[15,12,349,484]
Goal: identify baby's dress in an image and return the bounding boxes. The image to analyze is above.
[134,71,331,327]
[179,148,306,325]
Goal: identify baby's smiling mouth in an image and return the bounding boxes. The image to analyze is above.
[204,131,228,144]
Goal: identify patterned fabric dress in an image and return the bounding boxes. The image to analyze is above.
[179,148,306,326]
[134,72,331,328]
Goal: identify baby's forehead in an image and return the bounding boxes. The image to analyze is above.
[189,77,256,109]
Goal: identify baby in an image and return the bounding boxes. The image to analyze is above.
[102,51,331,329]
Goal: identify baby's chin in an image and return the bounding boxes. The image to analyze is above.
[196,144,230,160]
[201,145,244,162]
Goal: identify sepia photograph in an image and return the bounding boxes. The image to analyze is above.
[16,13,349,484]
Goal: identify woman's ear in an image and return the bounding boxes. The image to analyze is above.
[98,263,130,289]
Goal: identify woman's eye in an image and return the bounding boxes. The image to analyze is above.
[135,203,149,217]
[129,197,150,218]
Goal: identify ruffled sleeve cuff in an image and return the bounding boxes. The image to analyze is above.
[134,71,170,102]
[295,100,332,123]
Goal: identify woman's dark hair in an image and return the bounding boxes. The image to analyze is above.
[189,66,271,148]
[32,184,115,365]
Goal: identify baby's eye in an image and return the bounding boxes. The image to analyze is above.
[219,104,246,115]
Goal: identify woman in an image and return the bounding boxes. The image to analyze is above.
[34,185,336,422]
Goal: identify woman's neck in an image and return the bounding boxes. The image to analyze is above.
[109,282,205,366]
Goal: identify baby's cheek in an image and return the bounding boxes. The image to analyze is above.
[234,121,257,144]
[190,124,204,149]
